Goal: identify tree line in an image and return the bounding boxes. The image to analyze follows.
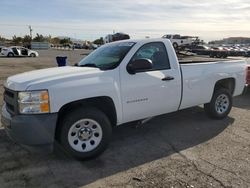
[12,34,71,45]
[0,33,104,45]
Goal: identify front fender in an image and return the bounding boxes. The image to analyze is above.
[28,70,123,124]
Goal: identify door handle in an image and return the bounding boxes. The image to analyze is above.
[162,76,175,81]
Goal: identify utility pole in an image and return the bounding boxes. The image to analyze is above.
[29,25,33,39]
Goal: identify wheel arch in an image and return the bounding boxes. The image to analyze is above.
[7,52,14,57]
[55,96,117,139]
[213,78,235,96]
[205,79,234,119]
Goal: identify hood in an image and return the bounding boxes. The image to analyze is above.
[5,66,103,91]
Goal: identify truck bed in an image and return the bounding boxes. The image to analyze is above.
[178,59,246,110]
[178,56,236,64]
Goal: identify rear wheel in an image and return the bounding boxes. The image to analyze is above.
[204,88,232,119]
[30,53,36,57]
[7,52,14,57]
[58,107,112,160]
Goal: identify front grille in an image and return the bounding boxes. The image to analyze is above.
[3,88,18,115]
[6,103,14,112]
[5,90,14,98]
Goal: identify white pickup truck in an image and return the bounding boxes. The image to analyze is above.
[1,39,246,159]
[162,34,199,49]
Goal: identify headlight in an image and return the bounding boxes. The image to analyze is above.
[18,90,50,114]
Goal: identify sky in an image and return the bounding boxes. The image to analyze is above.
[0,0,250,42]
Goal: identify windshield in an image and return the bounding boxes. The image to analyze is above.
[78,42,135,70]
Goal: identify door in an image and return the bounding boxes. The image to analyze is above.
[20,48,28,56]
[12,47,19,56]
[120,42,182,123]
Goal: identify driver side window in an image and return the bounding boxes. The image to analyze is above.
[131,42,170,71]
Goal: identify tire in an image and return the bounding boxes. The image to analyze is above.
[173,42,178,49]
[204,88,232,119]
[7,52,14,57]
[58,107,112,160]
[209,53,215,58]
[216,52,222,58]
[222,53,228,58]
[30,53,36,57]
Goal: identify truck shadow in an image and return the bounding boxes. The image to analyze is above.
[0,107,234,187]
[233,86,250,110]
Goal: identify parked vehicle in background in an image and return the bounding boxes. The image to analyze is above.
[188,45,228,58]
[209,47,228,58]
[245,50,250,57]
[104,34,113,43]
[112,33,130,41]
[89,43,98,50]
[228,46,246,56]
[162,34,200,49]
[1,46,39,57]
[73,43,84,49]
[212,44,250,57]
[104,32,130,43]
[63,44,73,49]
[246,61,250,85]
[189,45,211,55]
[1,38,246,160]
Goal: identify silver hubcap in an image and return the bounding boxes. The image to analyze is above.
[215,94,229,114]
[68,119,103,152]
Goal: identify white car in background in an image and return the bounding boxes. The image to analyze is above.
[162,34,199,49]
[1,46,39,57]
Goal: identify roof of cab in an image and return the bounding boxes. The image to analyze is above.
[106,38,170,45]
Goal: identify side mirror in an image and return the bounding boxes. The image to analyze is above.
[127,58,153,74]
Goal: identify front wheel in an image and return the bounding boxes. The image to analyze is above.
[216,53,222,58]
[204,88,232,119]
[30,53,36,57]
[7,52,14,57]
[58,107,112,160]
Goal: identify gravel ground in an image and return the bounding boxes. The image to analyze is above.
[0,50,249,188]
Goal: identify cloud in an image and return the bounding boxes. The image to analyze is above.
[0,0,249,41]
